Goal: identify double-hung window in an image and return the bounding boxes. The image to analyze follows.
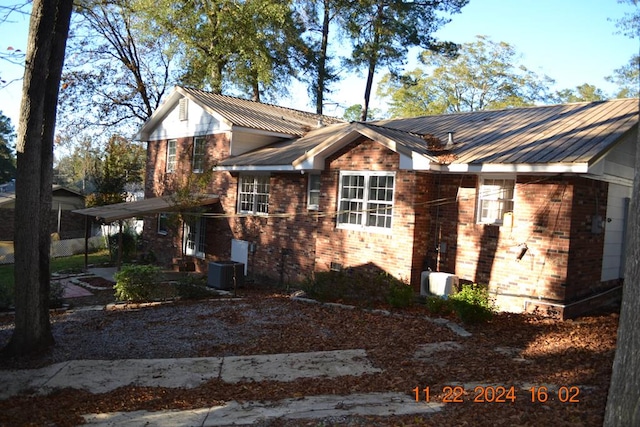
[166,139,177,173]
[307,174,321,210]
[238,175,270,215]
[192,137,206,172]
[477,176,515,225]
[157,213,169,235]
[337,171,395,231]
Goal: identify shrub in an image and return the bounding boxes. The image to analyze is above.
[424,295,454,316]
[449,284,496,324]
[302,270,413,308]
[49,281,65,308]
[113,264,161,302]
[174,275,214,300]
[108,228,139,262]
[387,282,415,308]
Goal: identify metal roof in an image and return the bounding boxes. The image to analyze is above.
[179,87,344,136]
[73,194,219,223]
[376,98,639,165]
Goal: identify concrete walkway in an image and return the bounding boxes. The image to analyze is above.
[0,349,380,400]
[83,392,443,426]
[1,348,445,425]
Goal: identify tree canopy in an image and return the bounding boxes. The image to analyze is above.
[606,54,640,99]
[342,0,467,121]
[377,35,555,117]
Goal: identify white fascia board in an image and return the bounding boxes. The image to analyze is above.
[399,152,433,170]
[430,163,590,173]
[214,165,296,172]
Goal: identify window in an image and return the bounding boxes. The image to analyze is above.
[192,137,206,172]
[157,213,169,235]
[166,139,176,172]
[477,176,515,224]
[307,174,321,210]
[238,175,270,215]
[184,216,206,258]
[337,171,395,231]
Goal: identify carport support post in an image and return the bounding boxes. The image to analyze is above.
[83,215,89,270]
[117,219,123,270]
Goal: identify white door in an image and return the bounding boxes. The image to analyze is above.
[601,183,631,281]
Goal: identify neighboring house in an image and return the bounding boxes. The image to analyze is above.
[0,184,86,240]
[137,86,638,318]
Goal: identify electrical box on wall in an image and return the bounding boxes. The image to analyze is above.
[591,215,604,234]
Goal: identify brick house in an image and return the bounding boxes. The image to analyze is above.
[136,86,638,317]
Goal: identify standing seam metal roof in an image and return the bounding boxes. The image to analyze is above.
[179,87,344,137]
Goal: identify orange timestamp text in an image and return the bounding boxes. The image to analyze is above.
[413,385,581,403]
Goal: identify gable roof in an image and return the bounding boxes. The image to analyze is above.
[217,98,638,174]
[136,86,344,140]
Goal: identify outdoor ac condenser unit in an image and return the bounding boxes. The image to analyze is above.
[420,271,458,298]
[207,261,245,290]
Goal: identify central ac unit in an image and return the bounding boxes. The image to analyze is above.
[420,271,458,298]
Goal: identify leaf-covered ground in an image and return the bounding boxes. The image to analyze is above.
[0,288,619,426]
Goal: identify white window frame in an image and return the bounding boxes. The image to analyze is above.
[192,137,206,173]
[477,175,516,225]
[184,216,206,259]
[157,213,169,235]
[166,139,177,173]
[337,171,395,232]
[237,174,270,215]
[307,174,321,210]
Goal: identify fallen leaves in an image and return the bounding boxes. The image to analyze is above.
[0,290,619,426]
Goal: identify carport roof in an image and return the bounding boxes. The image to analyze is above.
[73,194,219,223]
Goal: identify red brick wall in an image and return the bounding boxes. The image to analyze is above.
[433,174,609,313]
[314,138,426,287]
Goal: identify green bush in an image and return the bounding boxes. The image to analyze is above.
[424,295,454,316]
[108,228,139,262]
[387,282,415,308]
[49,281,65,308]
[174,275,213,300]
[301,270,413,308]
[449,284,496,324]
[113,264,161,302]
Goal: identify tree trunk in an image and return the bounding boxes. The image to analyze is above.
[316,0,331,116]
[2,0,73,357]
[603,75,640,426]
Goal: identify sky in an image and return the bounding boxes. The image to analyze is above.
[0,0,638,131]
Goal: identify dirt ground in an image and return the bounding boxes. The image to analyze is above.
[0,284,619,426]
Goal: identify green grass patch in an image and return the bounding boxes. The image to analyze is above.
[0,249,111,288]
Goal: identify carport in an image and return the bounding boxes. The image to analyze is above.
[73,194,220,269]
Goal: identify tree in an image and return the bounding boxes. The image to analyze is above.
[377,35,555,118]
[604,1,640,425]
[296,0,347,114]
[342,0,467,121]
[140,0,305,102]
[342,103,382,121]
[86,135,145,207]
[0,111,16,184]
[607,54,640,98]
[3,0,73,357]
[555,83,607,103]
[58,0,176,144]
